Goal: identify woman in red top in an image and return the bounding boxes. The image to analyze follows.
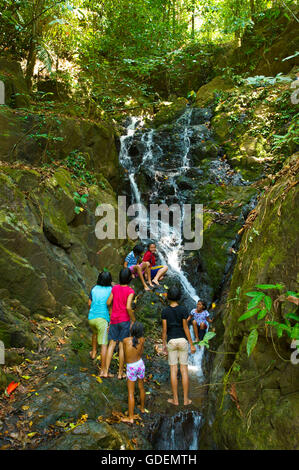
[142,242,168,286]
[102,268,135,379]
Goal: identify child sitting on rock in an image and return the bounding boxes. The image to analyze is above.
[121,321,146,424]
[187,300,213,343]
[124,244,153,291]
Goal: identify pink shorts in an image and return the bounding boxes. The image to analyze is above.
[128,264,145,277]
[126,359,145,381]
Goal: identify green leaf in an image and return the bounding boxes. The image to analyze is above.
[245,291,260,297]
[247,292,265,309]
[257,308,267,320]
[238,307,260,322]
[204,332,216,341]
[285,313,299,322]
[264,295,272,312]
[247,329,258,357]
[256,284,281,290]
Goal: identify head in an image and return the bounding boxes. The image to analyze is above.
[97,271,112,287]
[133,244,144,257]
[196,300,207,312]
[167,285,182,303]
[130,321,144,348]
[148,242,156,254]
[119,267,132,285]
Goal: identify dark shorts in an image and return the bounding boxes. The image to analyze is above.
[108,321,130,342]
[150,265,163,279]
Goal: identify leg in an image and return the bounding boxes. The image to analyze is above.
[90,334,97,359]
[180,364,191,405]
[103,340,116,377]
[152,266,168,286]
[135,264,150,291]
[122,379,135,423]
[137,379,145,412]
[168,364,179,405]
[141,262,154,287]
[99,344,107,375]
[192,320,199,342]
[198,322,207,341]
[118,341,126,379]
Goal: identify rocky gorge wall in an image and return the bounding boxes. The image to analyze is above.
[201,155,299,450]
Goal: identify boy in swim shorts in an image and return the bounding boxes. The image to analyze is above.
[121,322,146,423]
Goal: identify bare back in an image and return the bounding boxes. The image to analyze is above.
[123,337,145,364]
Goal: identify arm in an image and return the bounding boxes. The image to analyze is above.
[88,299,92,309]
[126,293,136,323]
[183,319,196,354]
[107,292,113,307]
[124,261,128,268]
[162,319,168,354]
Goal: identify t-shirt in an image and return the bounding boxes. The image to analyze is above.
[88,285,112,322]
[190,309,210,325]
[125,251,139,267]
[110,284,135,324]
[161,305,189,342]
[143,250,156,267]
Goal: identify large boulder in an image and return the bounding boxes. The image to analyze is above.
[202,154,299,449]
[0,58,29,108]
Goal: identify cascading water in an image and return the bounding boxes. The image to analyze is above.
[119,105,248,449]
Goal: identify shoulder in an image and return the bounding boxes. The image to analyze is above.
[179,305,188,317]
[162,307,169,319]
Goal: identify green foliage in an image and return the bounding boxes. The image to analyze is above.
[194,331,216,348]
[239,284,299,357]
[73,191,88,214]
[66,150,96,186]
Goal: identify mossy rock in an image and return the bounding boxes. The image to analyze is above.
[151,97,188,128]
[205,154,299,449]
[195,76,234,107]
[0,58,29,108]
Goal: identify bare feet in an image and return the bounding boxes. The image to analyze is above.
[118,373,127,379]
[152,279,160,286]
[167,398,179,406]
[138,405,145,413]
[89,351,97,360]
[144,286,151,291]
[121,417,134,424]
[101,372,114,378]
[184,399,192,405]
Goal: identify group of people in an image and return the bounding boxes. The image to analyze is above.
[88,242,213,423]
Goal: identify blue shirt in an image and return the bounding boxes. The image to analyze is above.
[125,251,139,267]
[88,285,112,321]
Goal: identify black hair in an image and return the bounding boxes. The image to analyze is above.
[167,285,182,302]
[131,321,144,349]
[197,300,207,310]
[147,242,156,250]
[119,267,132,285]
[97,271,112,287]
[133,244,144,256]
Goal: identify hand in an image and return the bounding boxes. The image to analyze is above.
[163,345,168,355]
[190,345,196,354]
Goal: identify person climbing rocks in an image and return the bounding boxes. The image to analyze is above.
[124,244,154,291]
[121,321,146,424]
[88,271,113,375]
[162,285,196,406]
[187,300,213,343]
[142,242,168,287]
[103,268,135,379]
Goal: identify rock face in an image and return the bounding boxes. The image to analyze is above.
[202,155,299,450]
[0,107,120,187]
[0,59,29,108]
[0,164,126,329]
